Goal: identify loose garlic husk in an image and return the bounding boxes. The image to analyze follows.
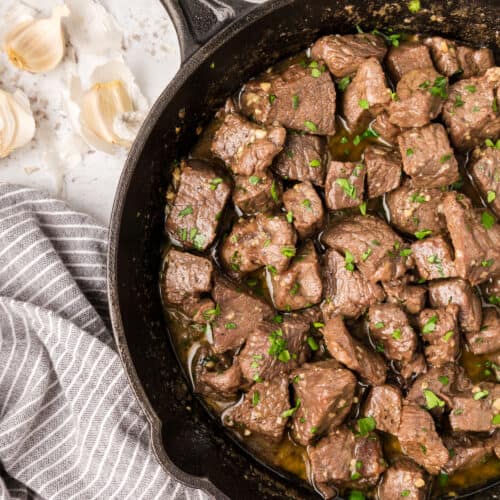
[4,5,69,73]
[0,88,36,158]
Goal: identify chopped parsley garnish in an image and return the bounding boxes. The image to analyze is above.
[487,191,497,203]
[269,94,277,105]
[348,491,365,500]
[302,198,312,209]
[336,178,357,199]
[439,473,449,487]
[414,229,432,239]
[249,175,261,185]
[225,322,237,329]
[307,336,319,351]
[443,330,454,342]
[266,264,278,275]
[392,329,402,340]
[344,249,356,272]
[353,135,361,146]
[290,282,300,296]
[361,126,380,139]
[193,233,205,250]
[408,0,420,12]
[438,375,449,385]
[179,206,193,217]
[268,328,291,362]
[209,177,224,190]
[338,76,351,91]
[454,95,465,108]
[292,95,299,109]
[309,159,321,168]
[375,322,384,329]
[492,414,500,425]
[401,490,411,497]
[482,211,495,229]
[281,246,296,258]
[482,259,494,268]
[281,398,301,418]
[358,99,370,110]
[390,91,398,101]
[286,211,294,223]
[311,67,321,78]
[420,444,427,455]
[422,315,438,334]
[473,389,489,400]
[465,85,476,93]
[357,416,376,436]
[361,247,372,261]
[400,248,412,257]
[359,201,367,216]
[270,180,279,202]
[428,75,448,99]
[304,120,318,132]
[313,322,325,329]
[252,390,260,406]
[439,153,452,163]
[273,314,283,324]
[203,303,220,322]
[310,426,318,434]
[340,136,349,144]
[493,97,498,113]
[406,148,414,156]
[485,138,500,149]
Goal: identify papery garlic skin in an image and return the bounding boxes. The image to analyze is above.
[4,5,69,74]
[0,89,35,158]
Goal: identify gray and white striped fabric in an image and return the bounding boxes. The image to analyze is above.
[0,184,207,500]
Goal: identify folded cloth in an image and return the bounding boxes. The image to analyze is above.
[0,184,208,500]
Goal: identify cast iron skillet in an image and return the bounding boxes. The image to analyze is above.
[107,1,500,498]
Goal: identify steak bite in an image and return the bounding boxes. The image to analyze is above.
[397,403,449,474]
[283,182,325,239]
[365,144,402,198]
[418,305,460,368]
[166,159,231,251]
[323,315,387,385]
[232,174,282,215]
[443,434,494,474]
[449,383,500,433]
[424,37,461,77]
[470,145,500,218]
[225,378,289,441]
[269,241,323,311]
[443,192,500,285]
[388,67,447,128]
[382,278,427,315]
[308,426,386,497]
[239,62,336,135]
[238,318,309,383]
[311,33,387,78]
[397,124,459,189]
[377,459,428,500]
[385,41,434,82]
[221,213,297,274]
[442,67,500,151]
[273,133,326,186]
[211,109,286,176]
[324,160,365,210]
[372,112,402,146]
[322,214,410,283]
[362,384,402,434]
[466,307,500,355]
[368,303,418,363]
[321,249,385,319]
[342,57,391,131]
[457,45,496,78]
[385,180,446,236]
[428,278,482,332]
[290,360,357,445]
[411,235,457,281]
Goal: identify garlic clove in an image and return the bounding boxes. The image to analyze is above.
[4,5,69,73]
[80,80,135,149]
[0,88,36,158]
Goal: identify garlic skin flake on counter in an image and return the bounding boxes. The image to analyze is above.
[69,61,148,153]
[4,5,70,74]
[0,88,36,158]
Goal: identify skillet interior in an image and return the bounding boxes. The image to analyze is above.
[107,1,500,498]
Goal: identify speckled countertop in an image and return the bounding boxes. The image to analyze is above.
[0,0,180,224]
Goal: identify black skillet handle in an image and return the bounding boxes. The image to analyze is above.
[161,0,258,63]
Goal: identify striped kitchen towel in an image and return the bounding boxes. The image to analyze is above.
[0,184,208,500]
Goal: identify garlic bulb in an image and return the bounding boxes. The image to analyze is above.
[4,5,69,73]
[0,88,36,158]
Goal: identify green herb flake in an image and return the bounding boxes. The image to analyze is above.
[252,390,260,406]
[309,159,321,168]
[482,259,494,268]
[281,398,301,418]
[438,375,449,385]
[357,416,376,436]
[338,76,351,92]
[359,201,367,216]
[290,282,300,296]
[313,322,325,329]
[281,246,296,258]
[358,99,370,110]
[292,95,299,109]
[493,97,498,113]
[351,472,362,480]
[348,491,366,500]
[340,136,349,144]
[401,490,411,498]
[473,389,489,400]
[487,191,497,203]
[286,211,294,223]
[273,314,283,324]
[209,177,224,190]
[406,148,414,156]
[415,229,432,239]
[400,248,412,257]
[454,95,465,108]
[492,414,500,425]
[465,85,476,93]
[270,180,279,202]
[361,247,372,261]
[249,175,261,185]
[225,322,237,330]
[439,153,452,163]
[439,473,449,487]
[392,329,402,340]
[269,94,277,105]
[422,315,438,334]
[302,198,312,209]
[311,67,321,78]
[353,135,361,146]
[179,206,193,217]
[482,211,495,229]
[443,330,454,342]
[307,336,319,351]
[304,120,318,132]
[336,178,357,200]
[344,249,356,272]
[310,426,318,434]
[375,322,385,329]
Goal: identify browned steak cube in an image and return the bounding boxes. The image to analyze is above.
[290,360,357,445]
[239,62,336,135]
[165,159,231,251]
[385,180,447,236]
[321,249,385,319]
[470,145,500,217]
[450,383,500,433]
[210,278,273,353]
[311,33,387,78]
[309,426,386,498]
[238,317,309,383]
[269,241,322,311]
[323,315,386,385]
[232,174,282,215]
[377,459,427,500]
[211,109,285,176]
[382,278,427,315]
[424,37,461,76]
[362,384,402,434]
[457,45,496,78]
[322,214,410,283]
[443,192,500,285]
[365,144,402,198]
[411,235,457,281]
[273,133,326,186]
[419,305,460,368]
[385,41,434,81]
[225,378,289,441]
[368,303,418,363]
[325,161,365,210]
[342,57,391,131]
[221,213,297,274]
[466,307,500,355]
[443,434,494,474]
[400,353,428,383]
[372,111,402,146]
[442,67,500,151]
[388,68,447,128]
[283,182,324,239]
[194,345,242,400]
[397,404,449,474]
[428,278,482,332]
[397,124,459,188]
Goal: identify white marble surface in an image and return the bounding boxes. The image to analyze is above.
[0,0,180,225]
